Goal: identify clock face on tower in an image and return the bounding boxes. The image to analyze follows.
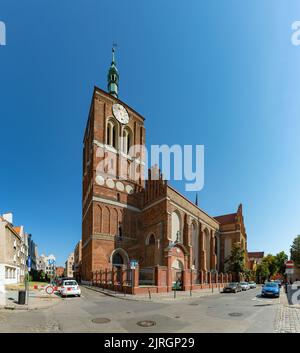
[112,103,130,124]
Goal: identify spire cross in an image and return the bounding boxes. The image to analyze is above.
[112,43,117,62]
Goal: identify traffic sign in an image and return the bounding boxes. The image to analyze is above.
[45,286,54,295]
[285,260,294,269]
[130,260,138,269]
[27,256,31,271]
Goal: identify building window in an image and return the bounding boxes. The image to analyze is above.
[148,234,156,245]
[122,127,132,155]
[106,119,118,149]
[171,211,181,242]
[191,223,199,269]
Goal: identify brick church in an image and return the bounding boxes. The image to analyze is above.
[81,49,248,285]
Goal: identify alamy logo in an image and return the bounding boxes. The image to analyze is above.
[291,281,300,305]
[0,21,6,46]
[95,141,205,192]
[291,21,300,46]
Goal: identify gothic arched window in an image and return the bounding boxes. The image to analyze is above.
[122,127,132,155]
[106,119,118,149]
[171,211,181,242]
[148,234,155,245]
[191,222,199,269]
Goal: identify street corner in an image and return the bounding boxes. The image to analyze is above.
[0,288,62,312]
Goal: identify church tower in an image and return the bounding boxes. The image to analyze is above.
[107,46,119,98]
[81,48,146,281]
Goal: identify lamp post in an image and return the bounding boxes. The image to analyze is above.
[190,265,195,296]
[26,256,31,306]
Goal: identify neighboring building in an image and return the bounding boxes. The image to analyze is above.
[65,253,74,278]
[247,251,264,271]
[0,213,28,284]
[37,254,56,277]
[81,49,248,283]
[27,234,38,271]
[74,240,82,282]
[55,266,65,277]
[12,225,28,281]
[214,204,248,273]
[36,255,46,272]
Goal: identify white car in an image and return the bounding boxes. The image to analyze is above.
[60,280,81,297]
[249,281,257,289]
[240,282,250,291]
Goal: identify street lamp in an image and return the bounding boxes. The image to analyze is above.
[26,255,31,306]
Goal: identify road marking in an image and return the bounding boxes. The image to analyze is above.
[252,296,279,304]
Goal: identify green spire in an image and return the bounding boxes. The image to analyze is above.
[107,45,119,98]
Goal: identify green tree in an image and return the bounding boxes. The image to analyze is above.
[38,270,46,282]
[275,251,288,275]
[262,254,277,278]
[256,262,270,283]
[244,268,254,281]
[225,242,246,275]
[290,235,300,267]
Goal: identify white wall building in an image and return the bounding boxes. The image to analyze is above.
[0,213,28,285]
[37,254,56,277]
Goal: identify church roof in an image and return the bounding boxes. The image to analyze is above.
[248,252,264,259]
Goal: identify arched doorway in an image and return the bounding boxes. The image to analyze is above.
[172,259,184,290]
[110,249,129,284]
[110,248,129,267]
[112,252,123,267]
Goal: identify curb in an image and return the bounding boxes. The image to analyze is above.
[81,285,144,302]
[0,298,61,312]
[82,285,223,303]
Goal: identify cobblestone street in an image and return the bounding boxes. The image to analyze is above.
[274,305,300,333]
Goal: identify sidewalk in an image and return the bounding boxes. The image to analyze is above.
[274,288,300,333]
[83,284,224,303]
[0,290,61,311]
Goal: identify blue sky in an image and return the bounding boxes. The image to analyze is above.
[1,1,300,265]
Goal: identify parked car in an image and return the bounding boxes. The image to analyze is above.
[223,282,242,293]
[60,280,81,298]
[56,277,73,287]
[261,282,280,298]
[249,281,257,289]
[240,282,250,291]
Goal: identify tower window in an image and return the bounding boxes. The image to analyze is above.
[106,119,118,149]
[122,127,132,155]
